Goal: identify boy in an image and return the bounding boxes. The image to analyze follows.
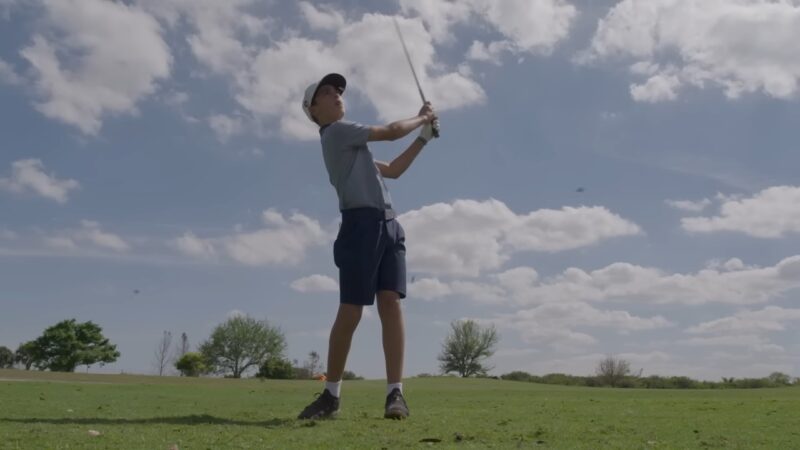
[297,73,436,420]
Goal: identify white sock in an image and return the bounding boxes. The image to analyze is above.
[387,382,403,396]
[325,380,341,398]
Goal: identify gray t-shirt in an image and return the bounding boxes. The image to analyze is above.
[320,120,393,211]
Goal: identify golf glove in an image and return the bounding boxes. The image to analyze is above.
[418,123,434,143]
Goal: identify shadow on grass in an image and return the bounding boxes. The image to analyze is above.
[1,414,295,428]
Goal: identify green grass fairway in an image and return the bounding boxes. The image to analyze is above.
[1,369,798,449]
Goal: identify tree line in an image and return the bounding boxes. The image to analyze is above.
[1,317,796,389]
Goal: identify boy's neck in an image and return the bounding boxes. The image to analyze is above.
[318,118,337,128]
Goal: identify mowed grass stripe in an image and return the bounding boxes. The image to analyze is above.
[1,370,798,449]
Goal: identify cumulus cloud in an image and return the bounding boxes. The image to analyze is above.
[0,159,79,203]
[208,114,243,142]
[400,0,577,55]
[299,2,345,31]
[173,232,216,259]
[142,2,485,141]
[676,334,784,353]
[495,301,672,348]
[77,220,130,251]
[466,40,515,65]
[400,199,641,277]
[0,58,22,85]
[686,306,800,335]
[681,186,800,238]
[291,274,339,293]
[174,209,328,266]
[665,198,712,213]
[582,0,800,101]
[42,220,130,252]
[415,256,800,307]
[21,0,172,134]
[138,0,265,75]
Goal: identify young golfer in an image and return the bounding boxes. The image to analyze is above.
[297,73,436,420]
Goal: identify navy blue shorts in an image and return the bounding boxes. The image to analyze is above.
[333,208,406,306]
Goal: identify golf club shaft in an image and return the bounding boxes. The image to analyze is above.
[393,18,440,138]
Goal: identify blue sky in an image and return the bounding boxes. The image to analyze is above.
[1,0,799,381]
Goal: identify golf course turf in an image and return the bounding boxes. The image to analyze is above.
[1,369,798,449]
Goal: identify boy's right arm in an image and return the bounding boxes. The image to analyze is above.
[368,102,435,142]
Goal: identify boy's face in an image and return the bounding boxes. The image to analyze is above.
[310,84,345,123]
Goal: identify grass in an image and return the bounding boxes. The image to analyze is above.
[1,369,798,449]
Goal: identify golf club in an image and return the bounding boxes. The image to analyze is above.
[393,17,440,138]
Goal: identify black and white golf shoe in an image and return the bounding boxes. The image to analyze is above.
[384,388,410,420]
[297,389,340,420]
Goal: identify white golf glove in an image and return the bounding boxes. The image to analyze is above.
[418,123,434,144]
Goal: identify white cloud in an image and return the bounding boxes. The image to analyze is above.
[583,0,800,101]
[677,334,784,353]
[173,232,216,259]
[20,0,171,135]
[0,58,22,85]
[0,159,79,204]
[408,277,452,300]
[630,73,680,102]
[400,199,641,277]
[291,274,339,293]
[43,236,78,250]
[145,4,486,141]
[687,306,800,335]
[78,220,130,252]
[415,256,800,307]
[208,114,243,142]
[497,302,672,347]
[401,0,577,55]
[665,198,712,213]
[466,40,514,65]
[682,186,800,238]
[299,2,345,31]
[41,220,130,252]
[137,0,265,75]
[175,209,328,266]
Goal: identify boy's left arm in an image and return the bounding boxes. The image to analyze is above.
[376,137,427,180]
[376,124,435,179]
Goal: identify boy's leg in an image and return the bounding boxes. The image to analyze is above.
[297,302,362,420]
[376,290,404,384]
[377,290,409,419]
[326,303,364,382]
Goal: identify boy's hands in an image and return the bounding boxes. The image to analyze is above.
[418,102,436,124]
[418,123,434,143]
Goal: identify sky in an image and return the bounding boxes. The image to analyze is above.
[1,0,799,382]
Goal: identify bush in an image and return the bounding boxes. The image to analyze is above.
[257,356,294,379]
[175,352,209,377]
[501,371,534,382]
[292,366,312,380]
[342,370,363,380]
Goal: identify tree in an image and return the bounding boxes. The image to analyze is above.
[304,350,321,378]
[153,330,172,376]
[596,355,631,387]
[176,332,189,358]
[30,319,119,372]
[0,346,13,368]
[342,370,363,380]
[175,352,209,377]
[438,320,499,377]
[14,341,37,370]
[257,356,294,379]
[200,315,286,378]
[767,372,792,386]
